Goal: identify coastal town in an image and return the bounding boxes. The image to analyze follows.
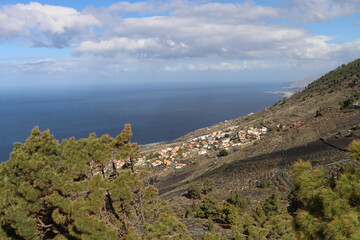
[108,119,307,173]
[113,125,270,170]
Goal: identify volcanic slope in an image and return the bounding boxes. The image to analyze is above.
[154,58,360,204]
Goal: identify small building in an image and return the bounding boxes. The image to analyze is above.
[293,121,305,126]
[163,160,172,166]
[198,148,207,155]
[152,160,162,167]
[353,102,360,109]
[260,127,269,133]
[222,138,231,143]
[115,161,125,168]
[175,163,186,169]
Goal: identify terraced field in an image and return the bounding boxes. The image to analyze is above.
[158,133,360,203]
[279,141,348,167]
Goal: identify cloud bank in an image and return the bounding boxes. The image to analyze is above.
[1,0,360,78]
[0,2,100,47]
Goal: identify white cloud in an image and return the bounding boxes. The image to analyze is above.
[171,1,281,22]
[187,62,250,71]
[292,36,340,60]
[0,2,100,47]
[164,61,282,72]
[74,37,164,57]
[107,1,174,14]
[288,0,360,23]
[73,1,360,63]
[8,58,87,74]
[164,65,184,71]
[74,15,357,64]
[74,19,309,60]
[291,36,360,61]
[1,0,360,77]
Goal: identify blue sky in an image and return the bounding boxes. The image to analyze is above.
[1,0,360,88]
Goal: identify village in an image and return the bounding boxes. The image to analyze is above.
[109,120,306,172]
[130,125,269,170]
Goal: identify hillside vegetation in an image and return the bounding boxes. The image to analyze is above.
[0,126,191,240]
[151,58,360,238]
[0,59,360,239]
[305,59,360,93]
[178,58,360,159]
[0,126,359,239]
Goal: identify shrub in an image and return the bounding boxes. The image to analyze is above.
[226,193,250,211]
[218,149,230,157]
[258,180,272,188]
[187,184,202,199]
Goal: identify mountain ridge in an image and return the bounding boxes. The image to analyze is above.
[171,59,360,147]
[150,58,360,201]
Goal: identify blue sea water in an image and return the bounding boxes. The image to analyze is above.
[0,81,282,162]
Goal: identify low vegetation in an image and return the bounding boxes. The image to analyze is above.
[0,126,191,240]
[305,59,360,94]
[339,92,360,109]
[219,149,230,157]
[1,125,358,239]
[0,58,359,239]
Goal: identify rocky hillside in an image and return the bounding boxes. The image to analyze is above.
[175,59,360,154]
[153,58,360,200]
[144,59,360,239]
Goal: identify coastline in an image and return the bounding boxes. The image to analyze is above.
[141,141,166,147]
[264,90,295,98]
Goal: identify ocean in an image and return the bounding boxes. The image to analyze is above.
[0,81,282,162]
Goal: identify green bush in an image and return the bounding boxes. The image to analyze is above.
[187,184,202,199]
[226,193,250,211]
[258,180,272,188]
[219,149,230,157]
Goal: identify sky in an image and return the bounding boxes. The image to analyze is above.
[1,0,360,89]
